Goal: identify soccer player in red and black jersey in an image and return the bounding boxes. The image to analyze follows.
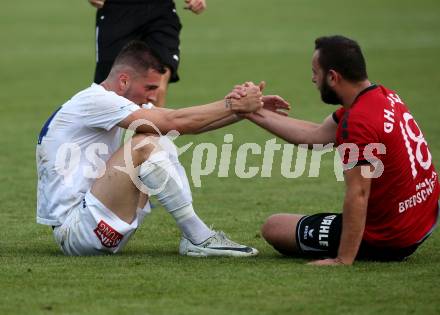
[239,35,439,265]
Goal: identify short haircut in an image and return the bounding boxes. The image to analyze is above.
[314,35,368,82]
[112,40,166,75]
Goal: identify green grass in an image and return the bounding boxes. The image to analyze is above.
[1,0,440,314]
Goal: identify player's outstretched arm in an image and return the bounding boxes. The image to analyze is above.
[130,106,244,135]
[229,82,336,146]
[189,88,286,134]
[191,113,243,134]
[118,85,263,135]
[186,86,292,134]
[309,166,371,266]
[246,109,337,147]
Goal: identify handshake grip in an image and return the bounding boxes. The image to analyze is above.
[227,86,263,113]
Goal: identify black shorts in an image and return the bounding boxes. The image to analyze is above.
[296,213,427,261]
[94,0,181,83]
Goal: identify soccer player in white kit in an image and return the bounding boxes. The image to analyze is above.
[36,41,287,256]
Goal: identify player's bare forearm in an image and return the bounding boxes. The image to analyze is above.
[120,87,262,135]
[337,191,368,264]
[164,100,233,134]
[166,90,261,134]
[336,167,371,265]
[247,109,335,147]
[120,100,231,134]
[308,167,370,267]
[193,113,243,134]
[247,109,316,144]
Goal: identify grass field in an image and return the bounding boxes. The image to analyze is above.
[1,0,440,314]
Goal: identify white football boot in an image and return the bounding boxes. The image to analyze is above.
[179,231,259,257]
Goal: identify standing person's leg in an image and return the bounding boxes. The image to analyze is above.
[143,0,182,107]
[94,2,148,83]
[94,61,114,84]
[94,5,121,83]
[154,68,171,108]
[95,1,181,104]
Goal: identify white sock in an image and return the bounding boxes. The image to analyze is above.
[138,151,213,244]
[171,204,215,244]
[138,151,190,210]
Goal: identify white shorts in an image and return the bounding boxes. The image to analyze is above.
[53,191,151,256]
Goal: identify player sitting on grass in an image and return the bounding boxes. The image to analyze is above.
[233,35,439,265]
[36,40,288,256]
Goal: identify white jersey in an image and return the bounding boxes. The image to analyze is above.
[36,83,140,226]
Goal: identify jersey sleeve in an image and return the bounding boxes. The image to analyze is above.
[338,111,381,166]
[332,107,345,124]
[84,91,140,130]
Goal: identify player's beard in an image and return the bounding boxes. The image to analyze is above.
[320,78,342,105]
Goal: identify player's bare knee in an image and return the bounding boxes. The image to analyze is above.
[130,133,158,164]
[261,214,284,244]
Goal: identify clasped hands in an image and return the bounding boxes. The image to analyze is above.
[225,81,290,117]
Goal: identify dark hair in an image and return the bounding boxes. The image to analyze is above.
[112,40,166,75]
[314,35,367,82]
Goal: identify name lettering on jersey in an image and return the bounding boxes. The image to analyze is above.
[94,220,123,248]
[384,93,402,133]
[318,215,336,247]
[387,93,402,106]
[398,171,438,213]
